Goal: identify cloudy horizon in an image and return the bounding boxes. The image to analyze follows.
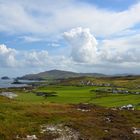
[0,0,140,77]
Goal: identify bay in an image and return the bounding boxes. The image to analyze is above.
[0,79,32,88]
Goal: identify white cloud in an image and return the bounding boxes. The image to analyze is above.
[99,34,140,63]
[20,36,43,43]
[0,44,71,71]
[0,0,140,37]
[0,44,17,67]
[0,44,49,68]
[24,50,49,67]
[64,27,140,65]
[0,1,47,35]
[64,27,98,63]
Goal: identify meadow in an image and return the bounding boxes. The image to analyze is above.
[16,85,140,109]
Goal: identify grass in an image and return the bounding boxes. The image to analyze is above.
[0,74,140,139]
[15,85,140,109]
[0,84,140,139]
[0,97,68,139]
[17,86,93,103]
[90,94,140,108]
[0,95,140,140]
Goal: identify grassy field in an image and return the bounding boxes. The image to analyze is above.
[15,85,140,109]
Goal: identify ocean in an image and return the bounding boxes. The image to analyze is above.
[0,79,29,88]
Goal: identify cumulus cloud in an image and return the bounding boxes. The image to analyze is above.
[64,27,140,65]
[0,44,72,71]
[100,35,140,63]
[64,27,98,63]
[0,44,49,68]
[0,44,17,67]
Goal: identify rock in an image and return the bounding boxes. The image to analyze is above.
[26,135,37,140]
[104,117,111,123]
[0,92,18,99]
[40,124,80,140]
[16,135,37,140]
[132,127,140,134]
[77,108,90,112]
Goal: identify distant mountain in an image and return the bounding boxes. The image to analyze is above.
[19,69,106,80]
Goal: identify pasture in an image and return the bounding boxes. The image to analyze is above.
[16,85,140,109]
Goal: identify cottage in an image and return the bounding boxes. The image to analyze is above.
[86,81,91,85]
[135,92,140,94]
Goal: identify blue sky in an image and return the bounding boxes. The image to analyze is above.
[0,0,140,77]
[81,0,139,11]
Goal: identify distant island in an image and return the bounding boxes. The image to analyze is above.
[1,76,10,80]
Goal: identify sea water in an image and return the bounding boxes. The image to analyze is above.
[0,79,28,88]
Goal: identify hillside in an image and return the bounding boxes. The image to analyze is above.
[19,69,106,80]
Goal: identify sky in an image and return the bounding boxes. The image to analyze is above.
[0,0,140,77]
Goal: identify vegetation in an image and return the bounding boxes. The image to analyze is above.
[15,85,140,109]
[0,75,140,139]
[0,95,140,140]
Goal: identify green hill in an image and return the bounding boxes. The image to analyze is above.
[19,69,106,80]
